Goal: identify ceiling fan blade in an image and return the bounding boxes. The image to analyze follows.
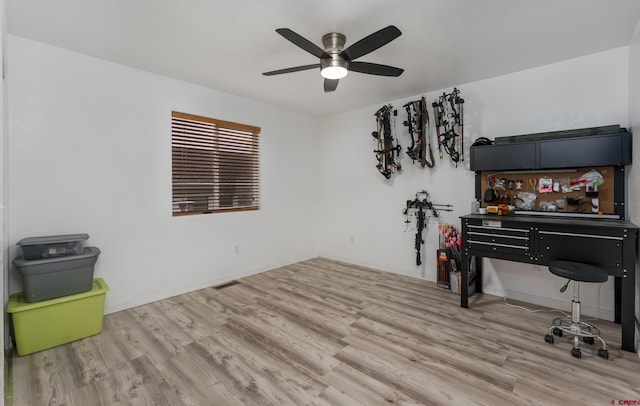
[340,25,402,61]
[324,78,339,92]
[276,28,330,59]
[262,64,320,76]
[348,61,404,77]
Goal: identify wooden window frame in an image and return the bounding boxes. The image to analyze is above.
[172,111,261,216]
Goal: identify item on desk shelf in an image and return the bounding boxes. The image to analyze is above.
[515,192,536,210]
[483,188,495,203]
[478,207,488,214]
[592,198,599,214]
[539,177,553,193]
[566,196,582,205]
[485,204,514,215]
[529,178,537,193]
[570,170,604,190]
[586,183,598,197]
[471,199,480,214]
[515,180,523,190]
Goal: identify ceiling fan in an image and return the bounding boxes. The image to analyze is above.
[262,25,404,92]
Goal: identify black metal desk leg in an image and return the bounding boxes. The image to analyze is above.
[620,274,635,352]
[474,256,483,294]
[461,251,469,308]
[614,277,621,324]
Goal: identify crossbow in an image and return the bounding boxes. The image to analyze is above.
[432,87,464,166]
[403,190,453,266]
[403,96,435,168]
[371,104,401,179]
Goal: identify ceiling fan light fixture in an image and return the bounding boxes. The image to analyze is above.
[321,65,348,79]
[320,58,348,79]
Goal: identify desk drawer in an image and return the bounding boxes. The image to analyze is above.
[467,225,530,258]
[538,230,623,270]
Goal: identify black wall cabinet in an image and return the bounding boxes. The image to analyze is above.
[470,131,631,171]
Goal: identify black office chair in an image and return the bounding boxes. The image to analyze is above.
[544,260,609,359]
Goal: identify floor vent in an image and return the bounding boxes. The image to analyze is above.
[214,280,240,290]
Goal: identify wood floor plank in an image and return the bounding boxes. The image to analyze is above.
[10,257,640,406]
[156,350,246,406]
[321,362,424,406]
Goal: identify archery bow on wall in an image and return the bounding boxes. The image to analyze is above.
[403,96,435,168]
[432,87,465,166]
[371,104,402,179]
[403,190,453,266]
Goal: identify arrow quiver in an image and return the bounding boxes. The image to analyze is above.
[402,96,435,168]
[432,87,464,166]
[371,104,401,179]
[403,190,454,266]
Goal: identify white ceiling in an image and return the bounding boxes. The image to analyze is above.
[7,0,640,117]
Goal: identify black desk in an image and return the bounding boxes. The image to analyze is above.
[460,214,638,352]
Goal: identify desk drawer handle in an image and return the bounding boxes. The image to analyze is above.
[469,226,529,234]
[539,231,623,241]
[468,231,529,240]
[469,241,529,250]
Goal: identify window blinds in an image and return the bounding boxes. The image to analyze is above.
[171,111,260,215]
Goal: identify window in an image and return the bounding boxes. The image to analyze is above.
[171,111,260,216]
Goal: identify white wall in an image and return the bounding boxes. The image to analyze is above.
[628,16,640,352]
[318,47,630,320]
[7,35,320,314]
[6,35,634,323]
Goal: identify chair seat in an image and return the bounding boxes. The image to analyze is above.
[548,260,608,283]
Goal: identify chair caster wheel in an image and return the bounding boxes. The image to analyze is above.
[571,347,582,358]
[597,348,609,359]
[544,334,554,344]
[583,337,595,345]
[552,327,563,337]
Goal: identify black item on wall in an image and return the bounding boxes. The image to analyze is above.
[403,190,453,266]
[372,104,402,179]
[470,126,631,171]
[432,88,464,165]
[403,96,435,168]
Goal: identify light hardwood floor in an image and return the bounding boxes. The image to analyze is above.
[9,257,640,405]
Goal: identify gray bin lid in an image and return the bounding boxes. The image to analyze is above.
[13,246,100,267]
[17,233,89,246]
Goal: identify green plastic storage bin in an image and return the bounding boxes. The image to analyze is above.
[7,278,109,356]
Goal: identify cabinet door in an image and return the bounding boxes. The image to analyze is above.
[539,134,626,168]
[470,143,537,171]
[537,229,623,273]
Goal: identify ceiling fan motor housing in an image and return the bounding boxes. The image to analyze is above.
[321,32,349,71]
